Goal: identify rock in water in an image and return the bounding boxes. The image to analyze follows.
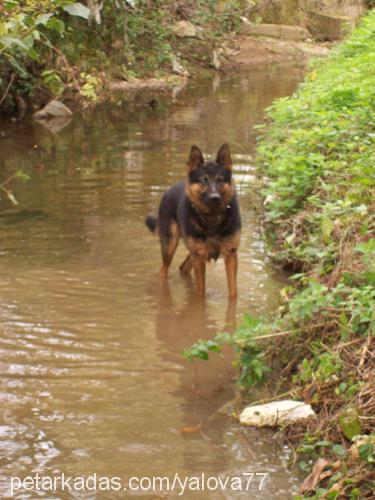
[212,51,221,70]
[35,116,72,134]
[171,56,189,76]
[33,100,73,119]
[239,400,316,427]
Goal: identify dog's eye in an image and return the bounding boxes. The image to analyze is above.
[199,176,209,185]
[217,177,224,185]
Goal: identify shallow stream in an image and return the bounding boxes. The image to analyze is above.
[0,64,304,499]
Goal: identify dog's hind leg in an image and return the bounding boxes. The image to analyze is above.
[160,222,180,279]
[179,254,193,275]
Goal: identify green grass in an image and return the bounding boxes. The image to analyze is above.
[243,12,375,497]
[258,11,375,271]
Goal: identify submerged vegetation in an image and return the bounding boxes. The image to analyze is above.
[185,10,375,498]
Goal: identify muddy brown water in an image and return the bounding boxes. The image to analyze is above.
[0,65,305,499]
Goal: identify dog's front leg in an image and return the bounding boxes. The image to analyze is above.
[192,254,206,295]
[225,251,238,299]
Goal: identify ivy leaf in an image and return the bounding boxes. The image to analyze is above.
[286,232,296,244]
[46,18,65,34]
[63,2,90,19]
[338,407,361,440]
[0,36,29,50]
[358,443,375,463]
[27,47,39,61]
[356,239,375,255]
[321,217,334,243]
[332,444,347,458]
[35,13,53,26]
[4,1,18,11]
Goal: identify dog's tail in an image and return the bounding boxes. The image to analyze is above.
[145,215,158,234]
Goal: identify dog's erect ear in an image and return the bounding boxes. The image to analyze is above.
[216,144,232,170]
[187,145,204,173]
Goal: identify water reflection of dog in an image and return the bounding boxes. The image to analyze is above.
[153,278,237,426]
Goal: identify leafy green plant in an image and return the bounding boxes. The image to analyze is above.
[41,68,64,95]
[79,72,101,102]
[183,313,272,387]
[358,441,375,464]
[183,337,225,362]
[296,351,343,384]
[0,1,90,105]
[0,1,90,61]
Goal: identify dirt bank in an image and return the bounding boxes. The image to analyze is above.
[69,35,331,116]
[219,34,331,69]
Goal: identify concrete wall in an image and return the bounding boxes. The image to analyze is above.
[249,0,367,23]
[248,0,368,40]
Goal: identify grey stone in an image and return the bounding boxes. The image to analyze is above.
[212,51,221,70]
[172,21,204,39]
[33,100,73,119]
[171,56,189,76]
[241,22,310,41]
[280,25,310,41]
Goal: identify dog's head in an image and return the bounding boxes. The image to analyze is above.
[185,144,235,214]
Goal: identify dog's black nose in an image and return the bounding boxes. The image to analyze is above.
[209,193,221,203]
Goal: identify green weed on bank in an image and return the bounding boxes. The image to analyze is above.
[258,11,375,270]
[184,11,375,498]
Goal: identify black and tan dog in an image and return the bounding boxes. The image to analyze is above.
[145,144,241,298]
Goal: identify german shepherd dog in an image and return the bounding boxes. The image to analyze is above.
[145,144,241,299]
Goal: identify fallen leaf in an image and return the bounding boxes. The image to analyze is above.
[300,458,330,494]
[327,481,344,495]
[178,425,201,434]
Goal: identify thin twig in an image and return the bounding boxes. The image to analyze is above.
[0,185,18,205]
[245,390,294,407]
[0,173,18,187]
[239,321,338,344]
[252,330,298,340]
[0,173,20,205]
[0,73,15,106]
